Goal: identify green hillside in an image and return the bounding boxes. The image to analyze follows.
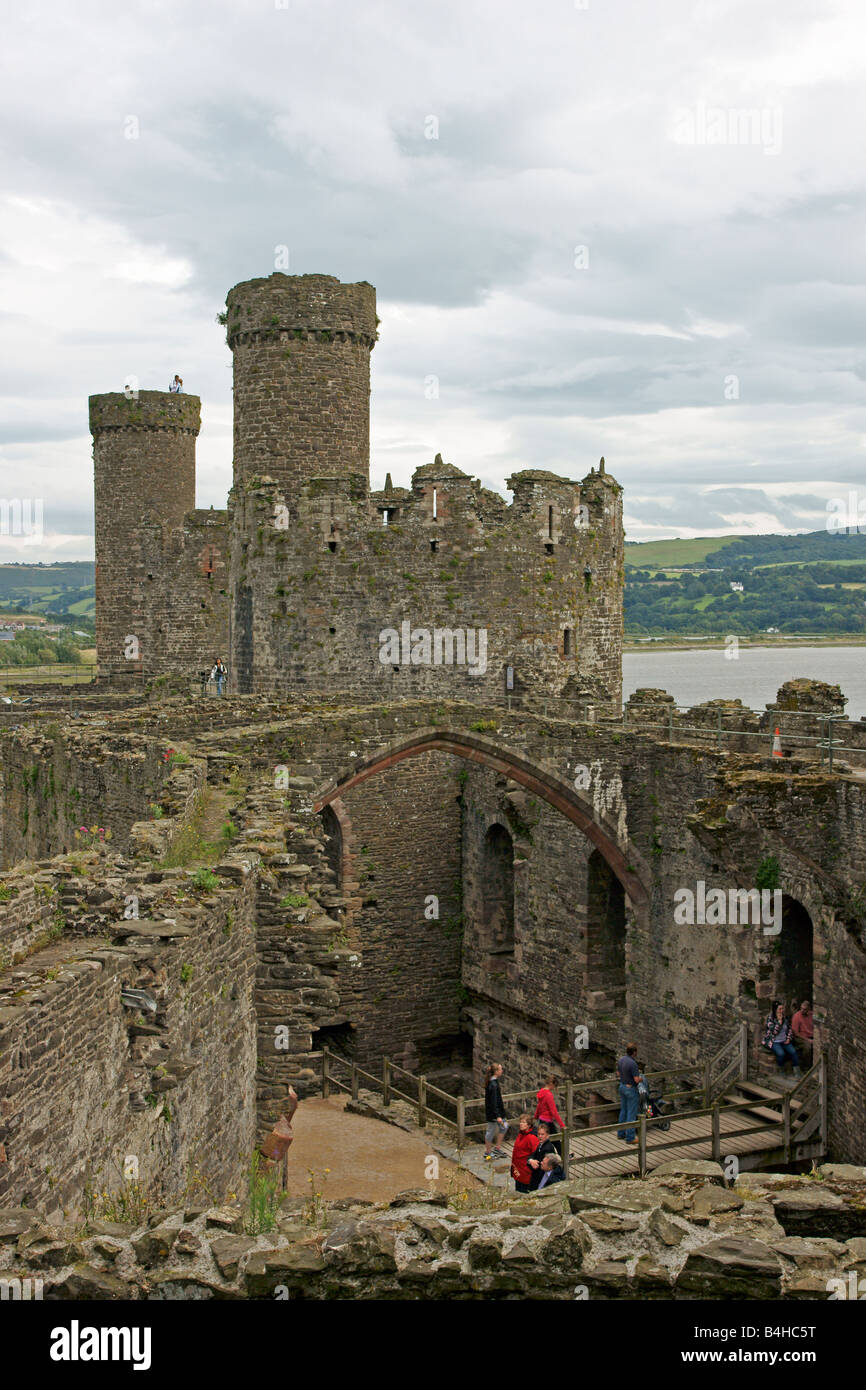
[625,530,866,636]
[0,562,95,621]
[625,535,740,569]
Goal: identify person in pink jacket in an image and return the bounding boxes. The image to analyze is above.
[534,1075,565,1134]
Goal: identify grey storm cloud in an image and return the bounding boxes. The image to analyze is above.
[1,0,865,558]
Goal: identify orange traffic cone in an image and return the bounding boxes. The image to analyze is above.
[772,727,783,757]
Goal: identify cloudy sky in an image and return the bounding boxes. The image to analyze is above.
[2,0,865,560]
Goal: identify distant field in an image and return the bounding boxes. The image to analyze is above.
[625,536,740,569]
[0,667,94,687]
[0,561,95,620]
[0,650,97,687]
[67,596,96,616]
[753,557,866,571]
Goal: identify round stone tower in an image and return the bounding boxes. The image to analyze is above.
[225,273,377,496]
[89,390,200,680]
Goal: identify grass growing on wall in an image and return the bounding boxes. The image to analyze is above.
[243,1151,281,1235]
[159,789,233,870]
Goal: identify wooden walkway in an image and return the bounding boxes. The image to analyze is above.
[320,1039,827,1183]
[450,1079,827,1186]
[566,1086,793,1178]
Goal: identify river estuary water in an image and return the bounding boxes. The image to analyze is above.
[623,645,866,720]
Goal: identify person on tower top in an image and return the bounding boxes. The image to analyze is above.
[169,375,183,393]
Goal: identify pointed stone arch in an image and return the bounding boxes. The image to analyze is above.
[313,727,649,909]
[777,894,813,1015]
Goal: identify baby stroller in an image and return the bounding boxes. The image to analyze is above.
[637,1077,671,1131]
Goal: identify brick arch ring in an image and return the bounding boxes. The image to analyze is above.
[313,727,650,909]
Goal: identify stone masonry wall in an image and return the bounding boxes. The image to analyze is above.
[226,272,377,495]
[0,873,58,967]
[90,391,199,682]
[462,763,592,1094]
[333,749,464,1070]
[0,868,257,1218]
[0,724,168,868]
[3,690,866,1173]
[228,463,623,710]
[6,1162,866,1301]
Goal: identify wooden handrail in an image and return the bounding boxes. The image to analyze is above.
[787,1057,821,1104]
[422,1080,456,1104]
[318,1037,825,1178]
[465,1065,704,1112]
[388,1060,422,1084]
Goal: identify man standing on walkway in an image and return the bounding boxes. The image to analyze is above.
[616,1043,642,1145]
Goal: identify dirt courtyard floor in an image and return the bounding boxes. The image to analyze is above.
[281,1095,481,1204]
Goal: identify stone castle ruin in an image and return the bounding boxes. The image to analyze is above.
[90,273,623,709]
[1,272,865,1299]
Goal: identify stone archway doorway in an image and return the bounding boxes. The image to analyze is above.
[777,895,813,1017]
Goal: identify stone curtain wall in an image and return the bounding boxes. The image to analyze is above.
[203,694,866,1162]
[227,462,623,708]
[3,691,866,1171]
[0,871,257,1218]
[682,766,866,1160]
[822,927,866,1160]
[159,509,230,680]
[0,725,168,868]
[0,874,58,966]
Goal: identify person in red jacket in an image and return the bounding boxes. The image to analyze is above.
[510,1113,540,1193]
[534,1075,565,1134]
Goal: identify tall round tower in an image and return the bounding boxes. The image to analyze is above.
[89,390,200,680]
[225,273,377,495]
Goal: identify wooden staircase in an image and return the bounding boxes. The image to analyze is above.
[717,1064,827,1170]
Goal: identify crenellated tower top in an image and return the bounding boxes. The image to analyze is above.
[226,273,377,496]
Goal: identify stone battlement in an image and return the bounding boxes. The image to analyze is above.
[225,272,377,345]
[88,390,201,435]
